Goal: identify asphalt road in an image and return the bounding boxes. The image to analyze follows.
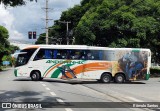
[0,68,160,111]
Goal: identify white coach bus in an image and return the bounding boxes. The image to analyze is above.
[14,45,151,83]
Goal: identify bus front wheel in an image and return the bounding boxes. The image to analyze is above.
[100,73,112,83]
[31,71,41,81]
[114,74,125,83]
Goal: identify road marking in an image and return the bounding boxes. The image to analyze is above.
[46,87,50,90]
[56,99,73,111]
[40,82,73,111]
[50,92,56,96]
[126,96,144,102]
[65,108,73,111]
[42,84,46,87]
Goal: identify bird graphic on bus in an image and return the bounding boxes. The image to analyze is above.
[57,65,77,79]
[119,51,147,80]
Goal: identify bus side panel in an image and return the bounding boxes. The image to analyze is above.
[27,59,52,78]
[82,61,112,79]
[15,65,32,77]
[42,59,85,79]
[43,60,112,80]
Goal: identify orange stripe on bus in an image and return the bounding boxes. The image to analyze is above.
[65,62,112,77]
[44,60,72,77]
[24,46,39,49]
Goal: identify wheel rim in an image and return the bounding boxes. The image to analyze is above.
[103,76,110,82]
[32,74,37,79]
[117,76,123,82]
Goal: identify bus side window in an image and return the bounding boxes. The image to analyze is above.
[57,52,62,59]
[66,50,71,59]
[34,49,45,60]
[44,49,52,59]
[72,50,81,60]
[57,50,63,59]
[53,49,63,59]
[61,50,67,59]
[53,50,57,59]
[81,50,87,60]
[98,51,103,60]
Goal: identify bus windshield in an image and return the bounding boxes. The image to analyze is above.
[15,48,37,67]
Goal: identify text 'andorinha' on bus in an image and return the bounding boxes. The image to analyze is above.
[14,45,151,83]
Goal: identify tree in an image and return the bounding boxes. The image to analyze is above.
[74,0,160,62]
[36,0,92,44]
[0,26,19,67]
[2,55,12,62]
[35,33,46,44]
[0,26,9,63]
[36,0,160,63]
[0,0,37,7]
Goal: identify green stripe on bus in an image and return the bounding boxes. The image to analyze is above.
[51,64,73,78]
[43,63,57,77]
[14,69,17,77]
[132,49,140,52]
[145,73,150,80]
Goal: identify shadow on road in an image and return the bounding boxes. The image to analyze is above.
[122,81,146,84]
[43,79,146,84]
[13,78,31,81]
[149,108,160,111]
[0,90,65,111]
[13,78,146,84]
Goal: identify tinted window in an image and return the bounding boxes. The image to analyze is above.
[34,49,53,60]
[15,48,37,67]
[52,49,104,60]
[33,48,107,61]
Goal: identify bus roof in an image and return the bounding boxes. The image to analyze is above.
[23,45,150,51]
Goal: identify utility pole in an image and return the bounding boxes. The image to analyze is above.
[42,0,52,44]
[45,0,49,44]
[59,21,71,45]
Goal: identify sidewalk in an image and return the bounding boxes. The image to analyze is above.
[0,66,14,71]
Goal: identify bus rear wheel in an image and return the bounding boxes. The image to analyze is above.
[31,71,41,81]
[100,73,112,83]
[114,74,125,83]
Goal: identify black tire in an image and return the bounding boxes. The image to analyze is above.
[100,73,112,83]
[114,74,125,83]
[31,71,40,81]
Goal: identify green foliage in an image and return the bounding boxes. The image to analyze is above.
[150,67,160,77]
[35,33,46,44]
[0,66,2,71]
[1,55,16,66]
[0,26,9,53]
[0,26,19,67]
[0,26,9,40]
[36,0,160,63]
[2,55,11,61]
[0,0,37,7]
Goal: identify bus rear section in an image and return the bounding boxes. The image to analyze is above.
[108,48,151,82]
